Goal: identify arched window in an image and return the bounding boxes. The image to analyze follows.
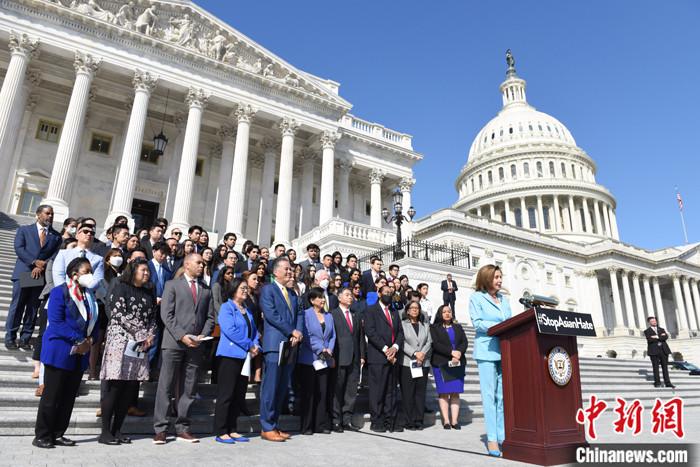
[487,170,493,185]
[478,174,483,189]
[470,178,475,192]
[514,208,523,227]
[543,206,551,230]
[561,162,567,177]
[528,207,537,229]
[511,164,517,179]
[498,167,505,182]
[523,162,530,177]
[536,161,543,178]
[571,164,576,179]
[549,161,555,177]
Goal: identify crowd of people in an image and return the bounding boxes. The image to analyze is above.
[4,204,512,457]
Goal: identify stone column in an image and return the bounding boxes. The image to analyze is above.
[562,203,572,231]
[608,267,626,334]
[536,195,544,231]
[163,111,187,221]
[257,138,278,246]
[298,149,315,234]
[632,273,647,334]
[504,199,513,224]
[273,117,299,245]
[552,195,560,232]
[337,157,352,220]
[594,200,604,236]
[43,52,101,221]
[651,277,667,330]
[369,168,384,228]
[489,203,496,220]
[568,195,578,232]
[520,197,527,228]
[106,71,157,227]
[476,206,482,217]
[603,204,612,239]
[691,279,700,332]
[642,275,655,322]
[0,32,39,210]
[214,124,236,234]
[620,270,637,330]
[226,104,257,234]
[4,91,39,212]
[681,277,698,331]
[609,208,620,240]
[671,274,689,337]
[319,130,340,225]
[170,88,208,232]
[582,198,592,233]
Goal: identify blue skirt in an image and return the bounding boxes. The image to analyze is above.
[432,365,464,394]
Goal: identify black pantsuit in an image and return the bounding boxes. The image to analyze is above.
[400,366,428,428]
[650,354,671,386]
[213,356,247,436]
[332,364,360,426]
[367,363,399,428]
[35,364,83,441]
[299,364,330,432]
[100,380,139,440]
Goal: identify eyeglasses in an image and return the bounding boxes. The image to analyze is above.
[172,231,182,236]
[80,229,95,235]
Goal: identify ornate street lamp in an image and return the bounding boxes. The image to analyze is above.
[383,187,415,260]
[151,89,170,158]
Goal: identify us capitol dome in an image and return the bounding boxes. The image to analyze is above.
[454,50,619,244]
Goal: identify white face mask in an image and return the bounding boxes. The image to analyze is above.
[109,256,123,268]
[77,273,94,288]
[68,227,77,235]
[319,279,329,290]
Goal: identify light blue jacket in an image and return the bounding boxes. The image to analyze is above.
[298,307,336,366]
[469,291,512,361]
[216,300,259,359]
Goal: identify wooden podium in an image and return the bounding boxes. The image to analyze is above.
[488,307,588,465]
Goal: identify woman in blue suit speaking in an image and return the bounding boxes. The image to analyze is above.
[469,264,512,458]
[33,257,99,449]
[298,287,336,435]
[214,278,260,444]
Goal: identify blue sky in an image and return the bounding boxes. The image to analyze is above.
[200,0,699,250]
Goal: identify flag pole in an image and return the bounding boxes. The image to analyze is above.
[676,188,689,244]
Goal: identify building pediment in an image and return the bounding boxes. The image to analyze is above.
[20,0,351,111]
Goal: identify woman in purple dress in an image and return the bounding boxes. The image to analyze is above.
[430,305,469,430]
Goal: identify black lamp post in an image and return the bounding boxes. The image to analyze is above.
[151,89,170,158]
[382,188,416,260]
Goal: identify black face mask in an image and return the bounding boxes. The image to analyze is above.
[379,294,393,305]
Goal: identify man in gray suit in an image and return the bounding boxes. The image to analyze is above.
[153,253,215,444]
[330,288,365,432]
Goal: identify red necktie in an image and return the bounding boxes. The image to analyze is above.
[384,306,394,343]
[190,279,197,303]
[345,309,353,333]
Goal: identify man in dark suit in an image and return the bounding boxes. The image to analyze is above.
[297,243,322,274]
[141,224,164,260]
[187,225,204,254]
[153,253,215,444]
[110,224,130,256]
[331,287,365,432]
[234,243,260,275]
[258,257,304,442]
[441,273,458,310]
[360,256,383,298]
[148,243,173,302]
[5,205,61,350]
[644,316,675,389]
[364,284,404,432]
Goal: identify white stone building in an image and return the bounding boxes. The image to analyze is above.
[0,2,698,362]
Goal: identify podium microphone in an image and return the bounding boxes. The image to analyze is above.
[519,292,559,309]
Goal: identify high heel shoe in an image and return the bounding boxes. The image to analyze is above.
[488,449,502,457]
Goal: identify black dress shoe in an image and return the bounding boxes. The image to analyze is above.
[405,424,416,431]
[343,423,358,431]
[4,341,18,351]
[443,424,452,430]
[451,424,461,430]
[370,425,386,433]
[116,435,131,444]
[18,342,32,351]
[654,383,663,388]
[302,430,313,435]
[389,426,404,433]
[415,424,424,431]
[32,438,55,449]
[333,424,344,433]
[53,437,76,446]
[98,437,120,446]
[665,384,676,389]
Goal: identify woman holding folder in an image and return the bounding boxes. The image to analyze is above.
[399,301,432,430]
[214,278,260,444]
[469,264,512,457]
[298,287,336,435]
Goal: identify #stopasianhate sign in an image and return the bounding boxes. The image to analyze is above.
[535,307,597,337]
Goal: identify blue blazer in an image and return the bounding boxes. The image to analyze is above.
[216,300,259,359]
[259,282,304,353]
[40,284,99,372]
[148,261,173,298]
[12,224,61,280]
[469,291,513,361]
[298,307,336,366]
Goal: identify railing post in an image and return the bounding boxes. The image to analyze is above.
[451,248,455,266]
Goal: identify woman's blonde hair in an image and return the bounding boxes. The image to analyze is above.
[474,264,501,293]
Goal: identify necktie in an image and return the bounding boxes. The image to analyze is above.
[384,306,394,343]
[79,249,86,258]
[324,294,329,312]
[345,309,353,333]
[281,286,292,312]
[157,265,163,287]
[39,228,46,248]
[190,279,197,303]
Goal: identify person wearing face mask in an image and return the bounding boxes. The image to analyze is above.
[60,218,77,239]
[301,270,339,311]
[33,257,99,449]
[363,285,405,433]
